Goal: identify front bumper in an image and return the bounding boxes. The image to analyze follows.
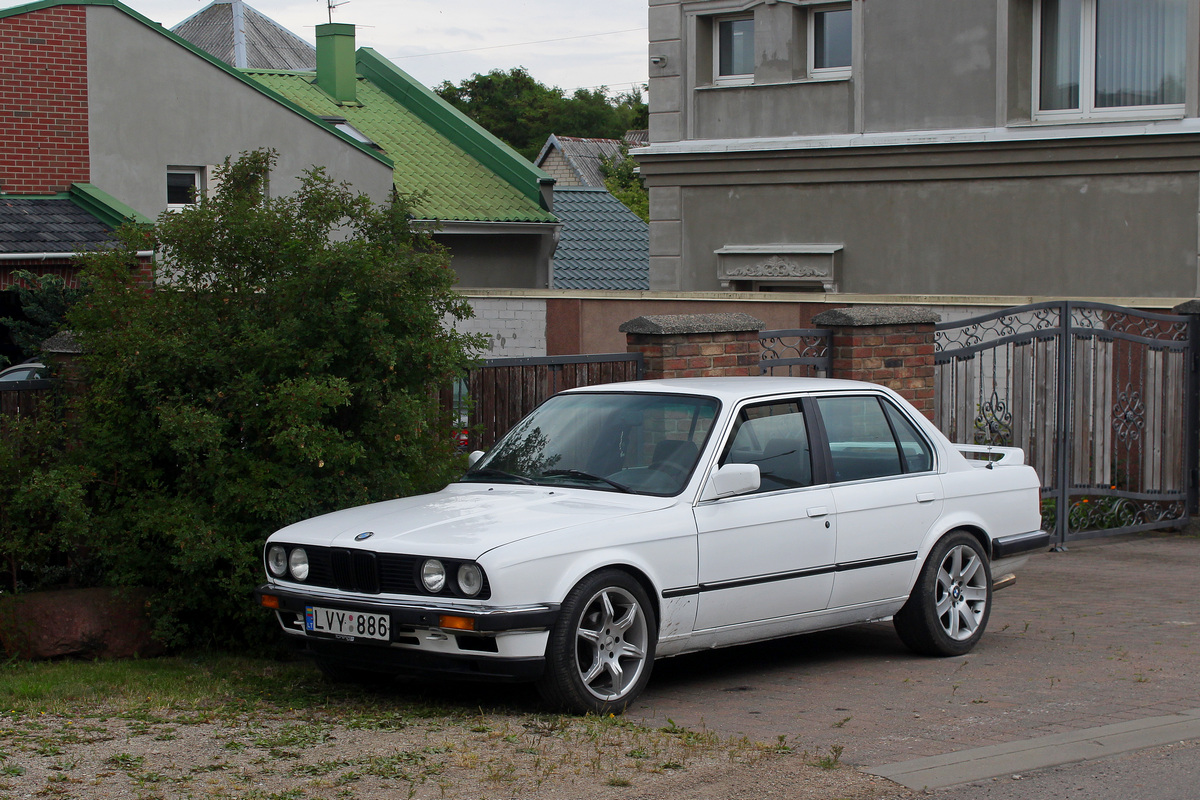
[256,584,559,681]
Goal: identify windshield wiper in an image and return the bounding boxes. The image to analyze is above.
[541,469,634,493]
[462,467,535,485]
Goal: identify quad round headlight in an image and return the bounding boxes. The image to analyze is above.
[421,559,446,593]
[457,563,484,597]
[267,545,288,577]
[288,547,309,582]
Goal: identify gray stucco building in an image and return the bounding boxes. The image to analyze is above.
[638,0,1200,299]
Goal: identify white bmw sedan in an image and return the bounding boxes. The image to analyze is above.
[257,378,1047,714]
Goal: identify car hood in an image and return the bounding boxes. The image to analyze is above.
[269,482,675,559]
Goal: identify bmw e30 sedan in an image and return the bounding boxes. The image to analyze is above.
[257,377,1048,714]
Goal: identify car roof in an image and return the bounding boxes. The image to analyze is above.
[0,360,45,374]
[563,376,895,403]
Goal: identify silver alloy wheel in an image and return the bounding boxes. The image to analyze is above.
[574,586,649,702]
[935,543,988,641]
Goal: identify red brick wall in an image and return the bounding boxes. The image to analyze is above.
[0,5,89,194]
[828,323,937,418]
[1,262,84,290]
[1,256,152,291]
[626,330,760,380]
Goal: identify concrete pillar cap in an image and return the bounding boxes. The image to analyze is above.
[812,306,941,327]
[619,313,765,335]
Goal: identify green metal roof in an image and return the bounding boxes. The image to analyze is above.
[246,55,557,224]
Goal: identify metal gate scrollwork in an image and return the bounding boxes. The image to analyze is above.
[934,301,1197,547]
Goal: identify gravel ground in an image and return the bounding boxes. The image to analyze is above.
[0,702,916,800]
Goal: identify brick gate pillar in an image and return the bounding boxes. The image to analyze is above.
[811,306,941,418]
[621,313,765,380]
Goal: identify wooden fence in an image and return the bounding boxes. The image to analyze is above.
[451,353,644,451]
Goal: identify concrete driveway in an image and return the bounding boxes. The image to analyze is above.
[625,531,1200,789]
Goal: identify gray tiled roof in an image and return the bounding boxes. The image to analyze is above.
[172,0,316,70]
[550,188,648,290]
[0,197,115,253]
[536,135,626,188]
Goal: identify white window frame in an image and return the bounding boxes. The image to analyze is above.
[1032,0,1186,123]
[713,13,755,86]
[808,3,852,80]
[166,166,205,211]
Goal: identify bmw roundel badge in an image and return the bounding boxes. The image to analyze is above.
[354,531,374,541]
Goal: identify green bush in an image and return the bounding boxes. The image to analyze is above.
[0,269,87,365]
[0,401,92,593]
[67,150,485,648]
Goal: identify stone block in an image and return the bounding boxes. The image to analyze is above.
[0,587,163,660]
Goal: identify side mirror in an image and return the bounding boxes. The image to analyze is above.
[467,450,485,468]
[706,463,760,499]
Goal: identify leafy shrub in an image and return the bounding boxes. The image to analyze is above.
[0,400,92,593]
[67,150,485,647]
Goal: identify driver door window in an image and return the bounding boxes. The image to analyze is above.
[721,400,813,493]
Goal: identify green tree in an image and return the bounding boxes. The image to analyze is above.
[601,145,649,223]
[436,68,647,161]
[68,150,485,647]
[0,406,92,593]
[0,269,87,364]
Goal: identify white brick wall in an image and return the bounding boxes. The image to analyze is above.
[452,298,548,358]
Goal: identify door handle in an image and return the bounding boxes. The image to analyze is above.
[916,492,937,503]
[807,506,829,517]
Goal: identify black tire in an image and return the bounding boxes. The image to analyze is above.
[536,569,656,715]
[893,531,992,657]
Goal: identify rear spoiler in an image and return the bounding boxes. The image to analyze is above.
[953,444,1026,467]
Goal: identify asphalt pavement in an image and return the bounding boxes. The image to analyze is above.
[625,529,1200,793]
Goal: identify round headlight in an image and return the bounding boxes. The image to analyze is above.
[457,563,484,597]
[267,545,288,577]
[288,548,309,582]
[421,559,446,593]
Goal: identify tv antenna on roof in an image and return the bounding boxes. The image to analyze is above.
[327,0,350,23]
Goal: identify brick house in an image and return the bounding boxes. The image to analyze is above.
[0,0,396,362]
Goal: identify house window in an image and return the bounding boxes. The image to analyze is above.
[1036,0,1186,119]
[715,15,755,84]
[166,167,204,210]
[810,5,852,77]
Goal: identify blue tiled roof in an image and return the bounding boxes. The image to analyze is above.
[551,188,648,290]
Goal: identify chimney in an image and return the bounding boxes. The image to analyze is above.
[315,22,357,104]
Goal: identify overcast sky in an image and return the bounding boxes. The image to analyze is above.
[5,0,650,95]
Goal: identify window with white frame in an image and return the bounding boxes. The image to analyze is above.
[714,14,755,84]
[1035,0,1186,120]
[810,4,852,77]
[166,167,204,210]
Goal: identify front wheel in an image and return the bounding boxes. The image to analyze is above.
[894,531,992,657]
[537,570,656,714]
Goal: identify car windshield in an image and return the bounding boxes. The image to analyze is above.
[462,392,720,496]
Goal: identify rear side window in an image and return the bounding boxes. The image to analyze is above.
[815,395,932,482]
[883,400,934,473]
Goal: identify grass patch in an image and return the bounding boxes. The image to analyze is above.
[0,654,860,799]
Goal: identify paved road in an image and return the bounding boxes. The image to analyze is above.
[934,739,1200,800]
[623,532,1200,789]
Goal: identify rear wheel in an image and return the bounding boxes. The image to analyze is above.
[537,570,656,714]
[894,531,992,657]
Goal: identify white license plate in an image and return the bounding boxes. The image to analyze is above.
[305,606,390,642]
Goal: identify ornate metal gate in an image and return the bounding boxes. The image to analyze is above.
[934,302,1198,547]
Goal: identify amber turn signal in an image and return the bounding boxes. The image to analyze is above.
[438,614,475,631]
[260,595,280,609]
